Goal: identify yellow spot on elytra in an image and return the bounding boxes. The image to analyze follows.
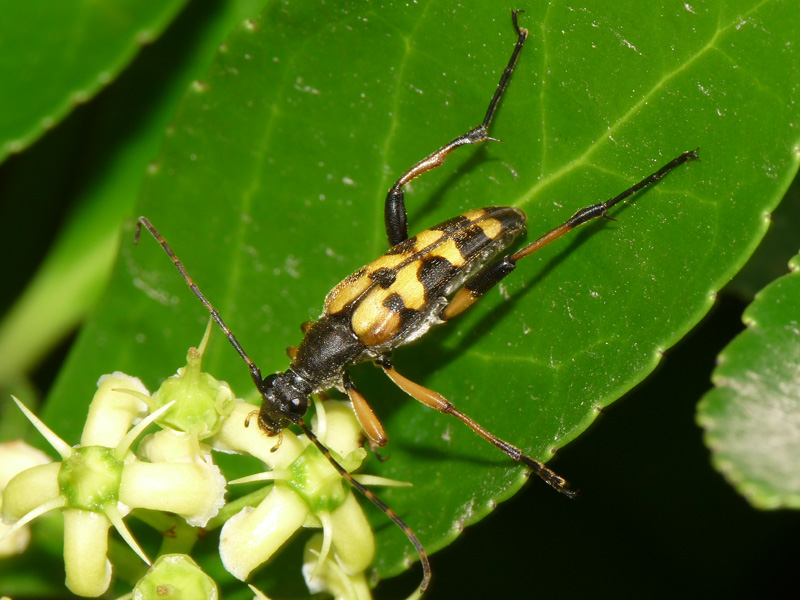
[324,247,415,315]
[429,238,465,267]
[352,288,402,346]
[367,253,408,273]
[324,270,371,314]
[391,263,426,310]
[413,228,444,252]
[477,217,503,240]
[462,208,487,221]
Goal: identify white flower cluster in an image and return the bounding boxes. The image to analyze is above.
[1,327,404,599]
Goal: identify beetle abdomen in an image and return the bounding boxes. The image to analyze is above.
[323,206,526,349]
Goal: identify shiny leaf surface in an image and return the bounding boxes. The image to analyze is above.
[45,0,800,588]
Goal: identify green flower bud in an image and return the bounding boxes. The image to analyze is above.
[132,554,218,600]
[151,344,234,439]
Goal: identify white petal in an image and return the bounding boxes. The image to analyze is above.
[119,460,226,527]
[0,440,52,488]
[82,373,149,447]
[2,462,61,522]
[220,485,308,581]
[210,401,306,468]
[0,441,54,556]
[310,401,363,458]
[63,509,112,597]
[303,533,373,600]
[0,518,30,557]
[329,493,375,575]
[138,429,212,465]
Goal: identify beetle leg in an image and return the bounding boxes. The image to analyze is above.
[343,373,388,447]
[376,358,576,498]
[442,149,700,321]
[368,439,390,462]
[384,10,528,247]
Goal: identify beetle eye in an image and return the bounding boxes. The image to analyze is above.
[287,394,306,415]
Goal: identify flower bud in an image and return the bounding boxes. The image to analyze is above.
[132,554,218,600]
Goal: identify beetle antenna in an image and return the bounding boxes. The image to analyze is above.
[298,421,431,596]
[135,217,266,390]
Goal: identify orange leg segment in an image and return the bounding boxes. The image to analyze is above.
[344,374,388,447]
[377,359,576,498]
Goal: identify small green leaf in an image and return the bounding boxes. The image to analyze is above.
[0,0,188,162]
[43,0,800,588]
[698,253,800,509]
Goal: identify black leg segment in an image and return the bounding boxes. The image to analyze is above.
[384,10,529,247]
[441,149,699,321]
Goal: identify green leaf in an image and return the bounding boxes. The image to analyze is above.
[0,0,267,386]
[42,0,800,591]
[698,252,800,509]
[0,0,188,162]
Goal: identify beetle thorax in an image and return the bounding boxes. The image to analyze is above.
[291,314,367,391]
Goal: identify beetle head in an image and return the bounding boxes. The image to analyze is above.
[255,370,311,435]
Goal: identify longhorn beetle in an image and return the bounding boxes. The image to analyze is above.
[136,9,697,596]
